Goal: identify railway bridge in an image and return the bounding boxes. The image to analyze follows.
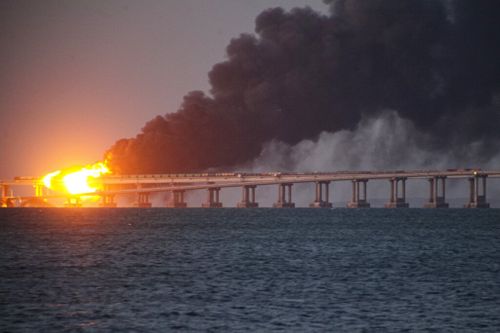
[1,169,500,208]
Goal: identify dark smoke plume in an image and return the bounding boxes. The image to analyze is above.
[106,0,500,174]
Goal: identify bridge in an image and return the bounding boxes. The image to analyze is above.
[1,169,500,208]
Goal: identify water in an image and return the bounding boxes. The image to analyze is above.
[1,208,500,332]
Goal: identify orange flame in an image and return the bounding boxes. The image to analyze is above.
[42,161,110,195]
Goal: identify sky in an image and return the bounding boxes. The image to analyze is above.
[0,0,328,179]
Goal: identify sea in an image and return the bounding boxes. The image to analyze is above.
[1,208,499,332]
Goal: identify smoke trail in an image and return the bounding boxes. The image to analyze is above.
[105,0,500,174]
[249,111,500,172]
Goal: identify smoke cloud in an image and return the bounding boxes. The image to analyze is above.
[105,0,500,174]
[250,111,500,172]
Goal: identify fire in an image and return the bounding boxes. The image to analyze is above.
[42,170,61,188]
[42,161,110,195]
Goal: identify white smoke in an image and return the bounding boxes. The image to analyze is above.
[239,111,500,207]
[252,111,499,171]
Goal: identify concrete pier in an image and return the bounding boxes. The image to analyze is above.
[464,175,490,208]
[237,185,258,208]
[167,190,187,208]
[2,184,10,199]
[135,192,152,208]
[273,183,295,208]
[1,185,11,207]
[1,198,14,207]
[310,181,332,208]
[100,185,117,207]
[347,179,370,208]
[64,197,82,208]
[385,177,409,208]
[100,194,117,208]
[35,183,44,197]
[202,187,223,208]
[424,176,449,208]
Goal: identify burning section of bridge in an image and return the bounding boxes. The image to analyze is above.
[41,161,110,198]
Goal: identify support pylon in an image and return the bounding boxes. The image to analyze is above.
[385,177,409,208]
[135,192,152,208]
[64,197,82,208]
[347,179,370,208]
[464,175,490,208]
[310,181,332,208]
[273,183,295,208]
[100,194,117,207]
[424,176,448,208]
[237,185,258,208]
[202,187,223,208]
[167,190,187,208]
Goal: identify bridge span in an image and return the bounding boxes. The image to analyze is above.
[1,169,500,208]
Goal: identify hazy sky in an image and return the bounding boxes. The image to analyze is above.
[0,0,327,179]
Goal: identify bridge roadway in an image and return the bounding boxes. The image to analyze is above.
[101,169,500,185]
[2,169,500,208]
[4,169,500,186]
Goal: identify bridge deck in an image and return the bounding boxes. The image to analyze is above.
[2,169,500,187]
[2,169,500,198]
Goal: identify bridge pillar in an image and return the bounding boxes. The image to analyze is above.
[1,185,9,198]
[100,194,117,208]
[385,177,409,208]
[202,187,223,208]
[64,197,82,208]
[1,185,13,207]
[347,179,370,208]
[237,185,258,208]
[1,198,15,207]
[424,176,448,208]
[464,175,490,208]
[135,192,152,208]
[100,185,117,207]
[273,183,295,208]
[34,183,44,197]
[167,190,187,208]
[310,181,332,208]
[1,185,8,207]
[24,182,49,207]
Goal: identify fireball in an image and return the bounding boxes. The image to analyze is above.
[42,170,61,188]
[42,161,110,195]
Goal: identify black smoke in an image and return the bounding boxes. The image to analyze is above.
[106,0,500,174]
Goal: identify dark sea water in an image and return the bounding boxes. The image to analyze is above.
[1,208,500,332]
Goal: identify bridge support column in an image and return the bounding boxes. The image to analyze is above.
[1,185,9,198]
[465,175,489,208]
[310,181,332,208]
[1,199,14,207]
[135,192,152,208]
[273,183,295,208]
[237,185,258,208]
[100,194,117,208]
[1,185,13,207]
[99,185,117,207]
[167,190,187,208]
[27,183,49,206]
[34,183,44,197]
[202,187,223,208]
[385,177,409,208]
[64,197,82,208]
[347,179,370,208]
[424,176,448,208]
